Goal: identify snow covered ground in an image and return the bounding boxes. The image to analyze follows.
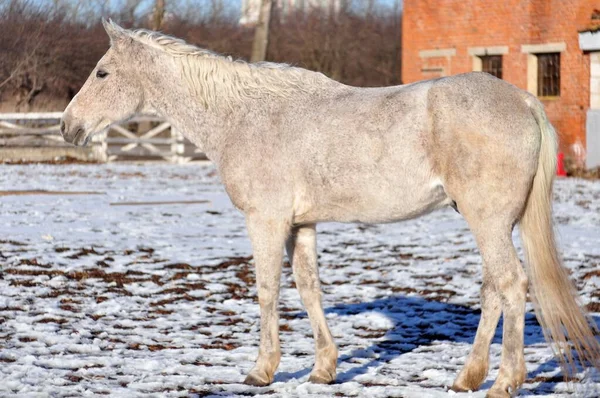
[1,163,599,398]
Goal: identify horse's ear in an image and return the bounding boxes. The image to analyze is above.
[102,18,127,45]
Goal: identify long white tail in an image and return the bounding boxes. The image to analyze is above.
[520,96,600,376]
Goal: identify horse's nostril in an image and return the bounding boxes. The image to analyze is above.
[60,120,66,135]
[73,127,86,145]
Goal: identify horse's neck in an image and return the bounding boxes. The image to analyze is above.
[141,64,235,164]
[139,54,334,164]
[155,98,227,162]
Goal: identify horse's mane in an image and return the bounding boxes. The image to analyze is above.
[110,21,333,109]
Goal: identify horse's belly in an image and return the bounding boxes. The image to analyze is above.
[293,176,450,225]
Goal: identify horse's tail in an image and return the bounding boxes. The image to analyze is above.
[520,95,600,377]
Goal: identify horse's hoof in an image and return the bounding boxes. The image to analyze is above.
[451,374,484,393]
[450,382,471,393]
[451,361,487,392]
[308,369,335,384]
[487,371,522,397]
[244,372,271,387]
[485,387,513,398]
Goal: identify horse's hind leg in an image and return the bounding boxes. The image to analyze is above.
[452,223,528,396]
[442,147,532,395]
[427,75,539,396]
[487,242,528,397]
[286,224,338,384]
[446,183,530,397]
[452,259,502,391]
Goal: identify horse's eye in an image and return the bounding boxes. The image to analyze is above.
[96,70,108,78]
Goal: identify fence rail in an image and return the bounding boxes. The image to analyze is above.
[0,112,205,163]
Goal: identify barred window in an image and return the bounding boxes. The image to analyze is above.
[480,55,502,79]
[537,53,560,97]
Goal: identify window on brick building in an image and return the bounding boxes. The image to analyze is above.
[537,53,560,97]
[480,55,502,79]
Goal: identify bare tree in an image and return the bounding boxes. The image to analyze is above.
[250,0,273,62]
[392,0,402,84]
[120,0,143,25]
[0,0,402,111]
[152,0,166,30]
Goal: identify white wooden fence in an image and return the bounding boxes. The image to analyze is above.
[0,112,205,163]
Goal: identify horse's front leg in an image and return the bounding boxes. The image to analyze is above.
[286,224,338,384]
[243,212,290,386]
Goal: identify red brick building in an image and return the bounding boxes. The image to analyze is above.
[402,0,600,167]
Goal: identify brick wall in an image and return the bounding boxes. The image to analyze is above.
[402,0,598,155]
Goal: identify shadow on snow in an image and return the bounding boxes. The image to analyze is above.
[279,295,600,395]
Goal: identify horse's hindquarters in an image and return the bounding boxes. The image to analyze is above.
[427,73,540,225]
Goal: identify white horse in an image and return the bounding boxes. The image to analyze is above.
[61,20,600,397]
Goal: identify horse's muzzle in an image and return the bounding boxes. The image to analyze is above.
[60,120,88,146]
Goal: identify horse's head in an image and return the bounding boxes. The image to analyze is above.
[61,20,145,146]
